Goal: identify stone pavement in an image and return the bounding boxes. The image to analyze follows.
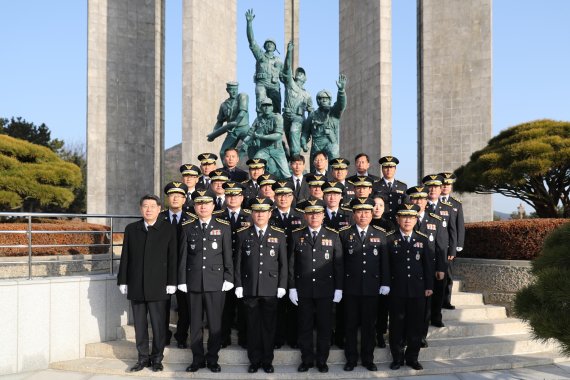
[1,361,570,380]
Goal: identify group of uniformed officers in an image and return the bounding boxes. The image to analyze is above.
[117,147,465,373]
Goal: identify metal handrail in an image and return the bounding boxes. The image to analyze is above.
[0,212,139,280]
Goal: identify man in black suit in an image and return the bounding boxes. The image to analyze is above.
[289,199,343,373]
[353,153,380,181]
[289,155,310,205]
[387,203,434,371]
[159,182,191,349]
[177,190,234,373]
[117,194,177,372]
[234,197,288,374]
[197,153,218,188]
[179,163,202,215]
[339,197,390,372]
[373,156,408,222]
[223,147,248,182]
[242,158,266,206]
[270,181,304,349]
[218,181,252,348]
[311,150,333,179]
[439,172,465,310]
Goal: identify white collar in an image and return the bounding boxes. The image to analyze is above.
[356,225,368,235]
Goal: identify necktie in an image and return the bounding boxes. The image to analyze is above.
[216,197,223,209]
[404,235,410,243]
[205,178,210,187]
[442,196,448,203]
[331,211,337,220]
[296,178,301,190]
[360,230,366,241]
[230,211,236,224]
[202,222,207,233]
[172,213,178,225]
[418,216,423,225]
[312,230,318,243]
[282,212,288,221]
[387,182,392,191]
[259,229,264,240]
[429,202,435,213]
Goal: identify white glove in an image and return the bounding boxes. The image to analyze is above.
[379,286,390,295]
[177,284,188,293]
[235,287,244,298]
[289,288,298,306]
[119,284,128,295]
[277,288,286,298]
[222,281,234,292]
[333,289,343,303]
[456,247,463,252]
[166,286,176,294]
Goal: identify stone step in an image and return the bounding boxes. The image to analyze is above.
[51,351,567,379]
[120,316,528,342]
[451,291,483,306]
[85,333,556,364]
[442,304,507,321]
[452,279,462,293]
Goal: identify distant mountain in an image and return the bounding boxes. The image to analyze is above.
[164,143,182,183]
[493,210,511,220]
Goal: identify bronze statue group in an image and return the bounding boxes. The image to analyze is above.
[117,148,465,374]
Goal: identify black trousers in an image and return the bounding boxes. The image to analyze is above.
[237,298,248,345]
[376,294,390,338]
[344,295,378,364]
[243,296,278,365]
[221,290,237,343]
[131,299,167,364]
[431,278,445,324]
[187,291,225,365]
[174,289,190,343]
[298,297,333,365]
[423,295,432,338]
[443,260,455,305]
[334,299,345,346]
[389,296,425,363]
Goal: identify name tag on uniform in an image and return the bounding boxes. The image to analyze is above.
[322,239,333,246]
[370,237,381,243]
[292,220,302,225]
[211,229,221,235]
[396,190,404,194]
[440,210,449,216]
[241,222,251,227]
[427,223,436,230]
[268,237,278,243]
[339,221,349,226]
[414,242,423,248]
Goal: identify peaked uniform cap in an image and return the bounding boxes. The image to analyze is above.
[272,180,295,194]
[321,181,345,193]
[331,157,350,169]
[179,163,201,176]
[378,155,399,167]
[352,175,374,188]
[406,186,428,199]
[249,197,274,211]
[305,173,326,187]
[396,203,421,216]
[422,174,444,186]
[297,198,325,213]
[222,181,245,195]
[197,153,218,165]
[164,181,188,196]
[439,172,457,184]
[191,189,216,203]
[349,197,375,210]
[209,170,230,182]
[246,158,267,169]
[257,173,278,186]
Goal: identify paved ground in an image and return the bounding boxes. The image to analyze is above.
[2,361,570,380]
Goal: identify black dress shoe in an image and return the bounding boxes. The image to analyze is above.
[297,362,313,372]
[389,361,401,370]
[317,363,329,373]
[248,363,259,373]
[336,341,345,349]
[442,303,456,310]
[406,360,424,370]
[186,362,205,372]
[431,320,445,328]
[130,361,150,372]
[207,362,221,372]
[421,337,428,348]
[343,362,356,371]
[177,342,188,349]
[262,364,274,373]
[151,362,164,372]
[274,343,282,349]
[377,335,386,348]
[289,343,299,349]
[363,362,377,371]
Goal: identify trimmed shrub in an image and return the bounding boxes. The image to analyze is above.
[514,222,570,355]
[462,219,568,260]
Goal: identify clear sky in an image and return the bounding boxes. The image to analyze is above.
[1,0,569,214]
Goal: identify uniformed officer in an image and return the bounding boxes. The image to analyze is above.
[407,186,447,346]
[439,172,465,310]
[208,170,230,211]
[345,175,375,207]
[288,199,343,373]
[177,190,234,373]
[330,157,351,199]
[197,153,218,188]
[339,197,390,372]
[257,173,278,201]
[242,158,267,206]
[374,156,407,222]
[159,182,191,348]
[234,197,288,374]
[218,181,252,348]
[179,163,202,214]
[298,173,326,203]
[423,174,458,315]
[353,153,380,181]
[387,203,433,371]
[270,180,304,349]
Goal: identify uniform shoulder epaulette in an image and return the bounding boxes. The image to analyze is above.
[416,231,428,238]
[386,230,395,236]
[241,179,249,184]
[441,200,453,207]
[325,226,338,234]
[236,225,249,233]
[451,195,462,203]
[396,179,407,186]
[242,208,252,214]
[212,209,223,215]
[339,225,351,232]
[340,205,352,212]
[181,219,194,226]
[292,226,305,233]
[346,178,355,185]
[216,218,230,226]
[270,225,285,233]
[429,213,442,221]
[372,225,386,233]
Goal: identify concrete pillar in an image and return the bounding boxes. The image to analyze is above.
[87,0,164,217]
[284,0,300,70]
[182,0,237,166]
[417,0,493,222]
[339,0,392,174]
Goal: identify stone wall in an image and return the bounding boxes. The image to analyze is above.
[0,275,129,375]
[454,258,533,315]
